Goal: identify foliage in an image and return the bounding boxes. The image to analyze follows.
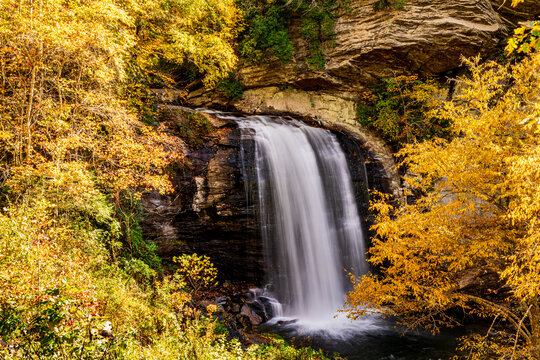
[237,0,337,68]
[504,0,538,58]
[356,75,450,147]
[173,253,218,298]
[255,334,344,359]
[128,0,241,88]
[345,53,540,359]
[238,0,294,63]
[218,72,245,100]
[117,191,162,277]
[296,0,337,70]
[506,21,540,55]
[160,109,217,147]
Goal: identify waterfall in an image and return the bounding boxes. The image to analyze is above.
[192,110,460,358]
[238,115,368,322]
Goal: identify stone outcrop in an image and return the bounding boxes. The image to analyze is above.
[147,0,539,283]
[189,87,402,198]
[141,108,264,284]
[141,107,395,284]
[190,0,508,95]
[187,0,538,153]
[186,0,527,199]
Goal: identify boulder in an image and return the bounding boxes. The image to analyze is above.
[240,304,263,326]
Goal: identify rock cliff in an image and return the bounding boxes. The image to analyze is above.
[188,0,521,102]
[187,0,538,136]
[146,0,538,283]
[235,0,506,92]
[141,109,264,283]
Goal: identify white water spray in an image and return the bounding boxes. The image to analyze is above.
[238,115,367,323]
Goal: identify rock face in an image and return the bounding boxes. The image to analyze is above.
[185,0,539,101]
[141,108,395,284]
[190,87,402,198]
[236,0,507,92]
[141,109,264,284]
[186,0,523,199]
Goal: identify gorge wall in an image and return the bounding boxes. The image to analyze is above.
[184,0,538,199]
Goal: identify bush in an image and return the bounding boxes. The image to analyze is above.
[356,75,450,147]
[238,0,293,64]
[173,253,218,298]
[297,0,337,70]
[218,73,245,100]
[237,0,338,68]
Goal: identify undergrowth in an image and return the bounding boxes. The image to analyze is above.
[237,0,339,69]
[356,75,451,148]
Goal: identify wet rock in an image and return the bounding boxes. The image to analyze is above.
[240,304,263,327]
[457,269,505,299]
[276,319,298,326]
[246,301,269,323]
[230,303,241,314]
[215,296,227,305]
[141,108,397,284]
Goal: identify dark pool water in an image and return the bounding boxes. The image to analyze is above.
[259,315,470,360]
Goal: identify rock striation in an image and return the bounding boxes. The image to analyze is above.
[231,0,507,92]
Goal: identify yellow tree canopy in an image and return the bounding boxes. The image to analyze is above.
[0,0,239,194]
[0,1,240,354]
[345,53,540,358]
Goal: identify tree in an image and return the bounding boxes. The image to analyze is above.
[345,53,540,359]
[0,0,240,356]
[129,0,240,87]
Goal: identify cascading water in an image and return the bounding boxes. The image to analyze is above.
[237,115,367,322]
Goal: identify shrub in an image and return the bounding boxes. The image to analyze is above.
[218,73,245,100]
[356,75,450,147]
[238,0,293,64]
[173,253,218,298]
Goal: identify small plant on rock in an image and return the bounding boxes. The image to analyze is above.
[173,253,218,299]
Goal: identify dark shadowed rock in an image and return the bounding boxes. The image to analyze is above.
[240,304,263,327]
[491,0,540,25]
[141,109,264,284]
